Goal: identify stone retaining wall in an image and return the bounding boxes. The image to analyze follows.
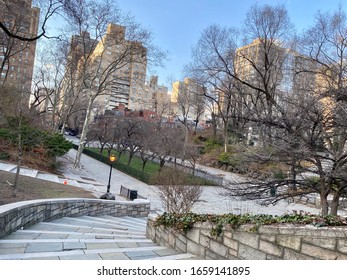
[146,214,347,260]
[0,198,150,238]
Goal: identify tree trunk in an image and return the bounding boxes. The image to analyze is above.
[51,89,60,131]
[74,96,94,168]
[142,159,147,171]
[159,158,165,173]
[13,117,23,197]
[330,195,339,216]
[117,150,123,161]
[223,119,228,153]
[60,120,67,134]
[320,192,329,216]
[128,153,133,166]
[211,112,217,142]
[183,123,190,159]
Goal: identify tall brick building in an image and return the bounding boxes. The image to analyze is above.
[0,0,40,101]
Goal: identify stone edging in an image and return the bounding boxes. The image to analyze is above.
[0,198,150,238]
[146,214,347,260]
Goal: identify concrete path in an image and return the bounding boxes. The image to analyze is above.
[0,215,198,260]
[0,147,329,216]
[57,149,325,216]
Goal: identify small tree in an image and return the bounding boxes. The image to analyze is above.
[87,114,119,154]
[152,125,185,172]
[153,168,202,214]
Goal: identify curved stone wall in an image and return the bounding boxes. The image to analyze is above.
[0,198,150,238]
[146,214,347,260]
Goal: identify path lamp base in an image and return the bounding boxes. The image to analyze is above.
[100,193,116,200]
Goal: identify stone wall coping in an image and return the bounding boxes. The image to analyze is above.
[148,214,347,237]
[0,198,149,215]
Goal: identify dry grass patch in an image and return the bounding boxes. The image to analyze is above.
[0,170,96,205]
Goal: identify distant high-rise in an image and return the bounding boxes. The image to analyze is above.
[0,0,40,98]
[148,75,169,115]
[64,23,148,117]
[171,78,205,122]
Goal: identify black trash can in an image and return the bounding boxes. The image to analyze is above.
[128,190,138,200]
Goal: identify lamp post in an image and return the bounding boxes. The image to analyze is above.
[106,154,116,193]
[100,154,116,200]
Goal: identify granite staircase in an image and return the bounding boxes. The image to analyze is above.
[0,215,198,260]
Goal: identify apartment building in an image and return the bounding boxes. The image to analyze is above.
[147,75,170,115]
[234,38,318,142]
[171,77,206,122]
[0,0,40,101]
[63,23,148,117]
[235,38,317,100]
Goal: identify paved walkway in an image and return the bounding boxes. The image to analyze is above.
[0,215,198,260]
[58,149,331,216]
[0,148,330,216]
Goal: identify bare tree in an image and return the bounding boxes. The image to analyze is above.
[185,24,244,152]
[30,41,69,130]
[86,114,119,154]
[0,85,24,196]
[152,125,185,172]
[153,168,202,214]
[221,5,347,216]
[183,143,200,175]
[0,84,46,195]
[116,117,145,166]
[235,3,295,145]
[135,121,157,171]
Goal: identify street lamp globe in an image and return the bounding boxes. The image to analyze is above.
[110,154,116,162]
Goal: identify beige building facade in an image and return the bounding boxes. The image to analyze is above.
[171,77,206,122]
[64,23,148,118]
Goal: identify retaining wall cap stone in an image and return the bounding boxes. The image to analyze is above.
[0,198,150,216]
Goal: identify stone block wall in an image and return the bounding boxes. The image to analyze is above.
[0,198,150,238]
[146,214,347,260]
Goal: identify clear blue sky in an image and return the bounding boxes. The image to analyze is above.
[115,0,344,86]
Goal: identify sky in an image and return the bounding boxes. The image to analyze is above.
[115,0,346,87]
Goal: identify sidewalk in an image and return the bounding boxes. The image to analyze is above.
[57,149,163,213]
[58,150,329,216]
[1,147,329,216]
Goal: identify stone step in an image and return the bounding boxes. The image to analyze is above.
[16,168,39,178]
[95,216,148,230]
[0,245,169,260]
[36,172,61,183]
[1,230,147,240]
[0,215,199,260]
[46,217,146,233]
[0,162,17,172]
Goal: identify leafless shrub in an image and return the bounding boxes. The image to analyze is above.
[153,168,202,214]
